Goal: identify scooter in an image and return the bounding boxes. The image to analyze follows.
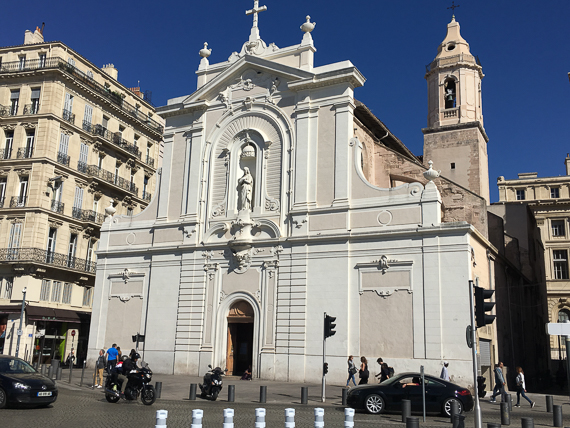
[198,365,226,401]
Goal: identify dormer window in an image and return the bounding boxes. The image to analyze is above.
[444,79,456,109]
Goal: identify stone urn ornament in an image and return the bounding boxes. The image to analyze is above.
[199,42,212,59]
[300,16,316,33]
[105,199,117,217]
[423,160,441,182]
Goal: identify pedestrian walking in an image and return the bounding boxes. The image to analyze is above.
[514,367,535,408]
[105,343,119,372]
[440,361,450,381]
[358,356,369,385]
[490,362,506,402]
[346,355,357,387]
[94,349,105,388]
[375,358,391,383]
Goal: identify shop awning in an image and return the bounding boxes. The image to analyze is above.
[0,304,24,314]
[26,306,88,323]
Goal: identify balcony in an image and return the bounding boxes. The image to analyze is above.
[50,200,64,214]
[17,147,33,159]
[0,247,96,274]
[142,191,152,202]
[82,120,93,133]
[62,109,75,125]
[0,148,12,160]
[23,103,40,115]
[443,107,459,118]
[85,165,138,195]
[88,125,142,160]
[72,207,105,224]
[0,57,163,135]
[10,196,26,208]
[0,104,17,117]
[145,155,155,168]
[57,151,70,166]
[77,161,88,174]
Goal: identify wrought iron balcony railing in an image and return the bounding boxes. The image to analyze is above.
[0,247,96,274]
[62,109,75,125]
[23,103,40,115]
[0,104,18,116]
[0,57,163,135]
[77,161,88,174]
[142,191,152,202]
[17,147,33,159]
[145,155,155,168]
[0,148,12,160]
[50,200,64,214]
[82,120,93,133]
[57,151,70,166]
[85,165,138,196]
[88,125,142,160]
[10,196,27,207]
[72,207,105,224]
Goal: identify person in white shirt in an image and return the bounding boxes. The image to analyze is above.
[440,361,450,381]
[515,367,535,408]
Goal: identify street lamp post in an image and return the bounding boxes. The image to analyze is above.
[15,287,27,358]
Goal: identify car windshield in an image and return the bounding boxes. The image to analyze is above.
[0,358,37,374]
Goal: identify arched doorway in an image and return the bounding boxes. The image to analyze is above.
[226,300,254,376]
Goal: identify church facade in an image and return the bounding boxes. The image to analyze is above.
[88,6,497,386]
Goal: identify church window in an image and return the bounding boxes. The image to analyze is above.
[444,79,456,109]
[516,189,525,201]
[552,220,565,237]
[553,250,569,280]
[551,187,560,199]
[451,162,455,170]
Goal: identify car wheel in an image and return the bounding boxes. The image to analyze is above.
[365,394,385,414]
[442,398,463,416]
[0,387,7,409]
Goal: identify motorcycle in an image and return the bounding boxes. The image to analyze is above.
[105,363,156,405]
[198,365,226,401]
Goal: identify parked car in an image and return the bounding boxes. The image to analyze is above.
[0,355,58,408]
[347,372,473,416]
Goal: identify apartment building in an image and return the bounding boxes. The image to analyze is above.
[0,27,163,364]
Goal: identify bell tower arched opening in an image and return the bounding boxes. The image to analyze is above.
[226,300,254,376]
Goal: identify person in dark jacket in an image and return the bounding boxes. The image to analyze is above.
[359,356,369,385]
[490,362,506,402]
[375,358,391,383]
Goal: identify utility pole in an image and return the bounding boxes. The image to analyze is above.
[15,287,27,359]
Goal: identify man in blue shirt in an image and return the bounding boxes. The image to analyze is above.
[490,362,506,402]
[106,343,119,372]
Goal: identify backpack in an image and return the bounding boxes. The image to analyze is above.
[388,366,395,377]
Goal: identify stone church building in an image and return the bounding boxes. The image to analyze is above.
[88,7,498,386]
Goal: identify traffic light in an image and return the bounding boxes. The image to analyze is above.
[477,376,487,398]
[474,286,496,328]
[324,315,336,338]
[323,362,329,375]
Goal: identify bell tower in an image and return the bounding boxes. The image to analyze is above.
[423,16,490,203]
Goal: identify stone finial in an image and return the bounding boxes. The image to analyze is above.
[199,42,212,59]
[300,16,316,33]
[105,199,117,217]
[423,160,441,182]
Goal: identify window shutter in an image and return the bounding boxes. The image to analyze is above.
[8,223,22,248]
[10,90,20,100]
[73,187,84,209]
[79,143,89,164]
[64,93,73,112]
[84,104,93,124]
[58,133,69,155]
[31,88,41,99]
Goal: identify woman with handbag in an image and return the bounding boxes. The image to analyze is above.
[359,356,369,385]
[514,367,535,408]
[346,355,357,387]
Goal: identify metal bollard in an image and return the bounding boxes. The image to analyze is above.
[402,399,411,423]
[47,365,54,379]
[191,409,203,428]
[344,408,355,428]
[255,408,266,428]
[301,387,308,405]
[155,381,162,399]
[189,383,197,400]
[285,408,295,428]
[521,417,534,428]
[80,360,86,387]
[68,362,74,383]
[546,395,553,413]
[500,402,510,426]
[260,385,267,403]
[553,405,563,427]
[406,417,420,428]
[487,424,501,428]
[155,410,168,428]
[56,366,62,380]
[453,415,465,428]
[314,408,324,428]
[223,408,234,428]
[342,388,348,406]
[507,393,513,411]
[450,400,459,421]
[41,364,46,376]
[228,385,235,402]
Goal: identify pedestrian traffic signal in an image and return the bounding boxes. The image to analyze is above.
[474,286,496,328]
[323,362,329,375]
[324,315,336,338]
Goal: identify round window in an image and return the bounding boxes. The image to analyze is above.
[447,44,456,51]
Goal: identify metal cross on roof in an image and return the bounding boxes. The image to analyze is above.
[447,1,460,12]
[246,0,267,29]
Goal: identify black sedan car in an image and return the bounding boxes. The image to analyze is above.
[347,372,473,416]
[0,355,58,408]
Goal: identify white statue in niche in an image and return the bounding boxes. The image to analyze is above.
[238,167,254,211]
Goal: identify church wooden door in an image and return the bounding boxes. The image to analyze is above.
[226,301,254,376]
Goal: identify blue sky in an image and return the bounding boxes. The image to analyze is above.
[2,0,569,202]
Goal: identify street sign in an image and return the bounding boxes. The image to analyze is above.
[546,323,570,336]
[17,329,23,336]
[71,330,76,337]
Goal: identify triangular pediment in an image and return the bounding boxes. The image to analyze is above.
[182,55,314,105]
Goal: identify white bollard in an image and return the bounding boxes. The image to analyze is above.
[344,408,355,428]
[191,409,203,428]
[155,410,168,428]
[255,408,267,428]
[285,408,295,428]
[314,408,325,428]
[223,408,234,428]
